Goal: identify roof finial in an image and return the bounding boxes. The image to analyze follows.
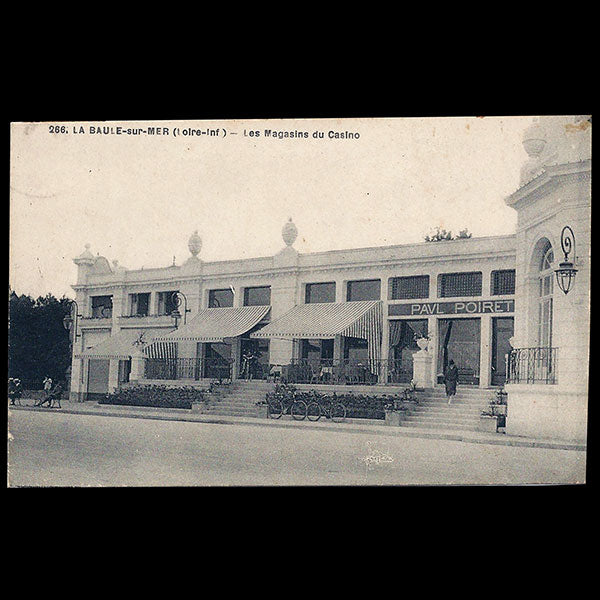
[282,217,298,247]
[188,230,202,258]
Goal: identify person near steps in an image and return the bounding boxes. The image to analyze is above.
[444,360,459,404]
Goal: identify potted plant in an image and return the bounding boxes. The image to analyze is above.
[478,409,499,433]
[384,397,408,426]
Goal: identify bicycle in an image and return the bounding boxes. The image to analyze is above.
[267,391,307,421]
[306,391,346,423]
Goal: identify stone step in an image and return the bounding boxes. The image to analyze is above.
[416,406,488,414]
[402,417,479,429]
[400,421,482,432]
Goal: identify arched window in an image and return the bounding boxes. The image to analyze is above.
[538,241,554,347]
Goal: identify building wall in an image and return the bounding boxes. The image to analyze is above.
[505,163,590,443]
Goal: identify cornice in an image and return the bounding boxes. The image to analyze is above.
[506,160,591,208]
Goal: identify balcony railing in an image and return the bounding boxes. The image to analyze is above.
[506,347,558,385]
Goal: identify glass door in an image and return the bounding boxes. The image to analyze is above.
[438,318,481,385]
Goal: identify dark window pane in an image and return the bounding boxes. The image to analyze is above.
[209,289,234,308]
[439,272,482,298]
[91,295,112,318]
[305,282,336,303]
[158,291,179,316]
[389,275,429,299]
[491,270,515,295]
[243,286,271,306]
[347,279,381,301]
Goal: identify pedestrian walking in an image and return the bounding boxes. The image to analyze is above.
[444,359,459,404]
[49,382,63,408]
[8,378,18,405]
[35,377,53,407]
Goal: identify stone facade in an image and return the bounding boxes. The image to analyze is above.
[68,116,591,444]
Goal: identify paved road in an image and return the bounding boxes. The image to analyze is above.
[7,410,586,486]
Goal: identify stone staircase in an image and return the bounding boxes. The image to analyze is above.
[400,386,496,432]
[202,380,274,417]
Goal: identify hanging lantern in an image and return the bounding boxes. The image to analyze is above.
[555,226,578,295]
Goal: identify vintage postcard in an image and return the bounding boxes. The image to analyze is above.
[8,116,590,486]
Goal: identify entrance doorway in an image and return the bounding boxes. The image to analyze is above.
[200,342,232,380]
[438,318,481,385]
[87,358,110,401]
[240,337,270,379]
[491,317,514,386]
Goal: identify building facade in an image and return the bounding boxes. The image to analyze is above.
[67,116,591,443]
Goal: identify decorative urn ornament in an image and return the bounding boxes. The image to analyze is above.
[188,230,202,257]
[522,118,547,158]
[416,337,429,351]
[282,218,298,247]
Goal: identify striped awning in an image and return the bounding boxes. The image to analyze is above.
[151,305,271,343]
[251,300,383,367]
[77,329,151,360]
[250,301,382,340]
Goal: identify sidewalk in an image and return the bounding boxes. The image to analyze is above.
[8,398,587,452]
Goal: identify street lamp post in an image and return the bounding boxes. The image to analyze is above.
[170,292,190,329]
[62,300,82,401]
[555,226,578,295]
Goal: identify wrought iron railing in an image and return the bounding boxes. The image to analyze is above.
[142,358,416,385]
[506,347,558,384]
[267,359,413,385]
[145,358,234,382]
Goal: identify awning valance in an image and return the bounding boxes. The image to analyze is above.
[76,329,151,360]
[151,305,271,343]
[250,301,382,341]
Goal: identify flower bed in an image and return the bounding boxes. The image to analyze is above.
[100,385,205,410]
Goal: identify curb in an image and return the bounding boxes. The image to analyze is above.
[8,404,586,452]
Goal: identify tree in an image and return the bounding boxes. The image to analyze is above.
[424,227,473,242]
[8,291,72,389]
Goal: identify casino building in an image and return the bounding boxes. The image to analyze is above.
[67,116,590,443]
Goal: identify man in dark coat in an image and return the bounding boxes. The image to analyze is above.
[444,359,459,404]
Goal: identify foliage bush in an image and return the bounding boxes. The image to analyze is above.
[100,385,205,409]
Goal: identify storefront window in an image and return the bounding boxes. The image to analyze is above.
[347,279,381,301]
[389,319,428,383]
[305,282,336,303]
[438,272,482,298]
[243,286,271,306]
[208,288,234,308]
[157,291,179,316]
[389,275,429,300]
[491,270,515,295]
[90,295,112,318]
[129,293,150,316]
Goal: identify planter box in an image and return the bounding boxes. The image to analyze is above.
[191,402,208,414]
[385,410,403,426]
[256,404,269,419]
[478,415,498,433]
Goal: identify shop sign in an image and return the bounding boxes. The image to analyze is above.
[389,299,514,317]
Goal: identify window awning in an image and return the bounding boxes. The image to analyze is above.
[250,300,382,341]
[77,329,150,360]
[151,305,271,343]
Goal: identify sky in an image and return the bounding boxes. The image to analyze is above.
[9,116,532,299]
